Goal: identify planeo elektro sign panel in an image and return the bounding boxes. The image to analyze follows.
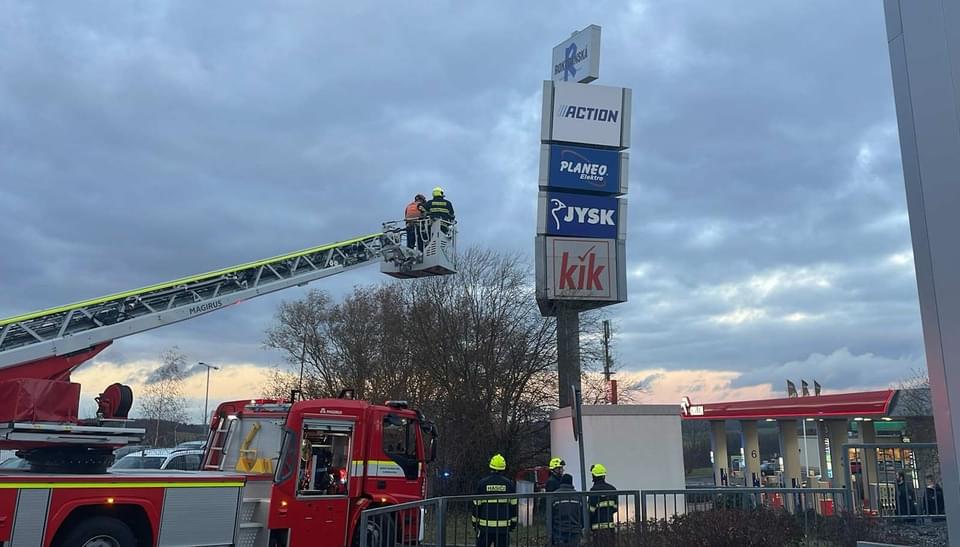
[538,143,628,195]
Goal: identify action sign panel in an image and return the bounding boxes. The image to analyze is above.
[541,81,631,148]
[537,191,626,239]
[538,143,628,195]
[545,237,618,300]
[552,24,601,84]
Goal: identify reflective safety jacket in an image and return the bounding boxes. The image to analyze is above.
[426,198,455,221]
[588,480,618,530]
[405,201,424,221]
[471,473,518,530]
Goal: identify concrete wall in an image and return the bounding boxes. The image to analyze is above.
[550,404,685,521]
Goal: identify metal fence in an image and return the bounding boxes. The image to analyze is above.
[357,443,947,545]
[358,487,852,547]
[844,442,945,521]
[359,490,641,547]
[641,487,850,521]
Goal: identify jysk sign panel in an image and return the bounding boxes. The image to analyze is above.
[552,24,601,84]
[537,191,625,239]
[539,143,628,195]
[545,237,618,300]
[541,81,631,148]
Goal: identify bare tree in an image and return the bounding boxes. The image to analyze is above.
[894,368,936,441]
[264,247,559,493]
[139,347,189,446]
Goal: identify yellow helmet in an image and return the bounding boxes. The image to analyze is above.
[549,457,565,470]
[591,463,607,478]
[489,454,507,471]
[432,186,444,198]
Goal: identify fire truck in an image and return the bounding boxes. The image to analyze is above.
[0,219,454,547]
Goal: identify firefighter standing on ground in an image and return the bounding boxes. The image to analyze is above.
[472,454,517,547]
[588,464,618,532]
[404,194,427,250]
[545,457,570,492]
[550,474,583,547]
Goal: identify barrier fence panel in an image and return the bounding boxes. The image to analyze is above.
[362,486,917,546]
[360,490,641,547]
[844,442,944,521]
[640,487,849,521]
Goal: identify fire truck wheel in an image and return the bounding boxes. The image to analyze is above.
[352,515,396,547]
[58,516,136,547]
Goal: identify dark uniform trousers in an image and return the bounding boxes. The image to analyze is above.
[472,473,517,547]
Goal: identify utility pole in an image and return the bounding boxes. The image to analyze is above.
[602,320,612,383]
[602,320,617,404]
[197,362,219,426]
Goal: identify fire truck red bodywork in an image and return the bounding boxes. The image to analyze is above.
[0,397,434,547]
[0,471,246,546]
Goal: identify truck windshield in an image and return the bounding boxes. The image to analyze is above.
[221,417,285,475]
[383,414,420,480]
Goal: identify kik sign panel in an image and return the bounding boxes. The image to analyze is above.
[539,191,621,239]
[540,143,626,195]
[545,237,617,300]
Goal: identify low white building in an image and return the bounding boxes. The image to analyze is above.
[550,404,685,520]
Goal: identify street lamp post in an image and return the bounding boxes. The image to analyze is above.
[198,362,220,426]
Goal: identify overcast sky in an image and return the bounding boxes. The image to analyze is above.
[0,1,922,420]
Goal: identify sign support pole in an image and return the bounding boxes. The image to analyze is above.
[557,305,581,408]
[571,385,589,536]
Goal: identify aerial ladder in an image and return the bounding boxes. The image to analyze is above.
[0,218,455,472]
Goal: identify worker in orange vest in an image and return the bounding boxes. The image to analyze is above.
[404,194,427,250]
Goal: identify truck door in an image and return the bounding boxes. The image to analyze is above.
[293,420,354,546]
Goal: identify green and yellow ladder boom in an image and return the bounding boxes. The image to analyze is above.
[0,217,457,380]
[0,233,385,376]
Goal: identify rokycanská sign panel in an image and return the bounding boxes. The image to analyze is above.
[551,24,601,84]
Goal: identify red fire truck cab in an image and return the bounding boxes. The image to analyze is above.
[203,396,438,547]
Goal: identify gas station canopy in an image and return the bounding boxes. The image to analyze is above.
[681,389,896,421]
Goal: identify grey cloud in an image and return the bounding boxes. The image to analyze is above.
[0,1,925,397]
[731,348,924,392]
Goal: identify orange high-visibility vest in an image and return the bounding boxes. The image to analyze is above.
[405,201,422,220]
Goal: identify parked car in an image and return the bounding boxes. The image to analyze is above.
[174,440,206,451]
[0,457,30,470]
[110,448,203,471]
[113,444,151,460]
